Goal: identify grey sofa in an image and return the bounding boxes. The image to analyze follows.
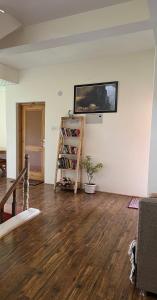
[136,198,157,294]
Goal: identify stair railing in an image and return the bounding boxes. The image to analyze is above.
[0,154,29,223]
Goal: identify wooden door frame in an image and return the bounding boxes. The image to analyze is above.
[16,102,45,180]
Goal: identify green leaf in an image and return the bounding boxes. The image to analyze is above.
[81,156,103,184]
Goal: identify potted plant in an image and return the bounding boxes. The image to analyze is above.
[81,156,103,194]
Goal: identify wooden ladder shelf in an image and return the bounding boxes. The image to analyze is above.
[54,116,84,194]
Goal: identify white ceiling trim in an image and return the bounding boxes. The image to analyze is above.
[0,20,152,56]
[147,0,157,44]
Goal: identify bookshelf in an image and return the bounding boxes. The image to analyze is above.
[54,116,84,194]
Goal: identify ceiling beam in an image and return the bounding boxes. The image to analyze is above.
[0,0,149,49]
[0,13,21,40]
[0,20,152,55]
[147,0,157,43]
[98,0,132,6]
[0,64,19,83]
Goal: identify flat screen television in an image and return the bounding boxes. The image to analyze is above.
[74,81,118,114]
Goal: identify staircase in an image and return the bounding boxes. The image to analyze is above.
[3,212,12,222]
[0,154,29,224]
[0,155,41,239]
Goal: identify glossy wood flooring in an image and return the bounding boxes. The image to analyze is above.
[0,178,157,300]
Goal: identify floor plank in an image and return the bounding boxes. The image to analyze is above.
[0,178,156,300]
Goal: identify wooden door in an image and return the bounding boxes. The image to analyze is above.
[21,103,45,180]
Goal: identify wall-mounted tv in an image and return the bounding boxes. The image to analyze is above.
[74,81,118,114]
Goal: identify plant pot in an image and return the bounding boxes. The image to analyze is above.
[84,183,96,194]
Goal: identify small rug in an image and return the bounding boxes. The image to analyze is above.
[128,197,141,209]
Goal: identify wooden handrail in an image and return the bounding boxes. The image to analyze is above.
[0,154,29,223]
[0,167,26,209]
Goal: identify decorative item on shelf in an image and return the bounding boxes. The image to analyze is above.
[56,177,74,189]
[81,156,103,194]
[54,116,84,194]
[68,109,74,118]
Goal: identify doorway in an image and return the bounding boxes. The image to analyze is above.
[18,103,45,181]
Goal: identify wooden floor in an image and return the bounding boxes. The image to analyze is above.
[0,179,157,300]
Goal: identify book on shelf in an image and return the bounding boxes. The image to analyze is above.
[54,116,84,194]
[62,145,78,155]
[61,128,80,137]
[58,157,77,169]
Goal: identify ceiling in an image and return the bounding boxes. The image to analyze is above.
[0,0,130,25]
[0,79,14,86]
[0,0,156,72]
[0,30,154,69]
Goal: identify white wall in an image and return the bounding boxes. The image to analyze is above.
[0,88,6,148]
[6,50,154,196]
[148,49,157,195]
